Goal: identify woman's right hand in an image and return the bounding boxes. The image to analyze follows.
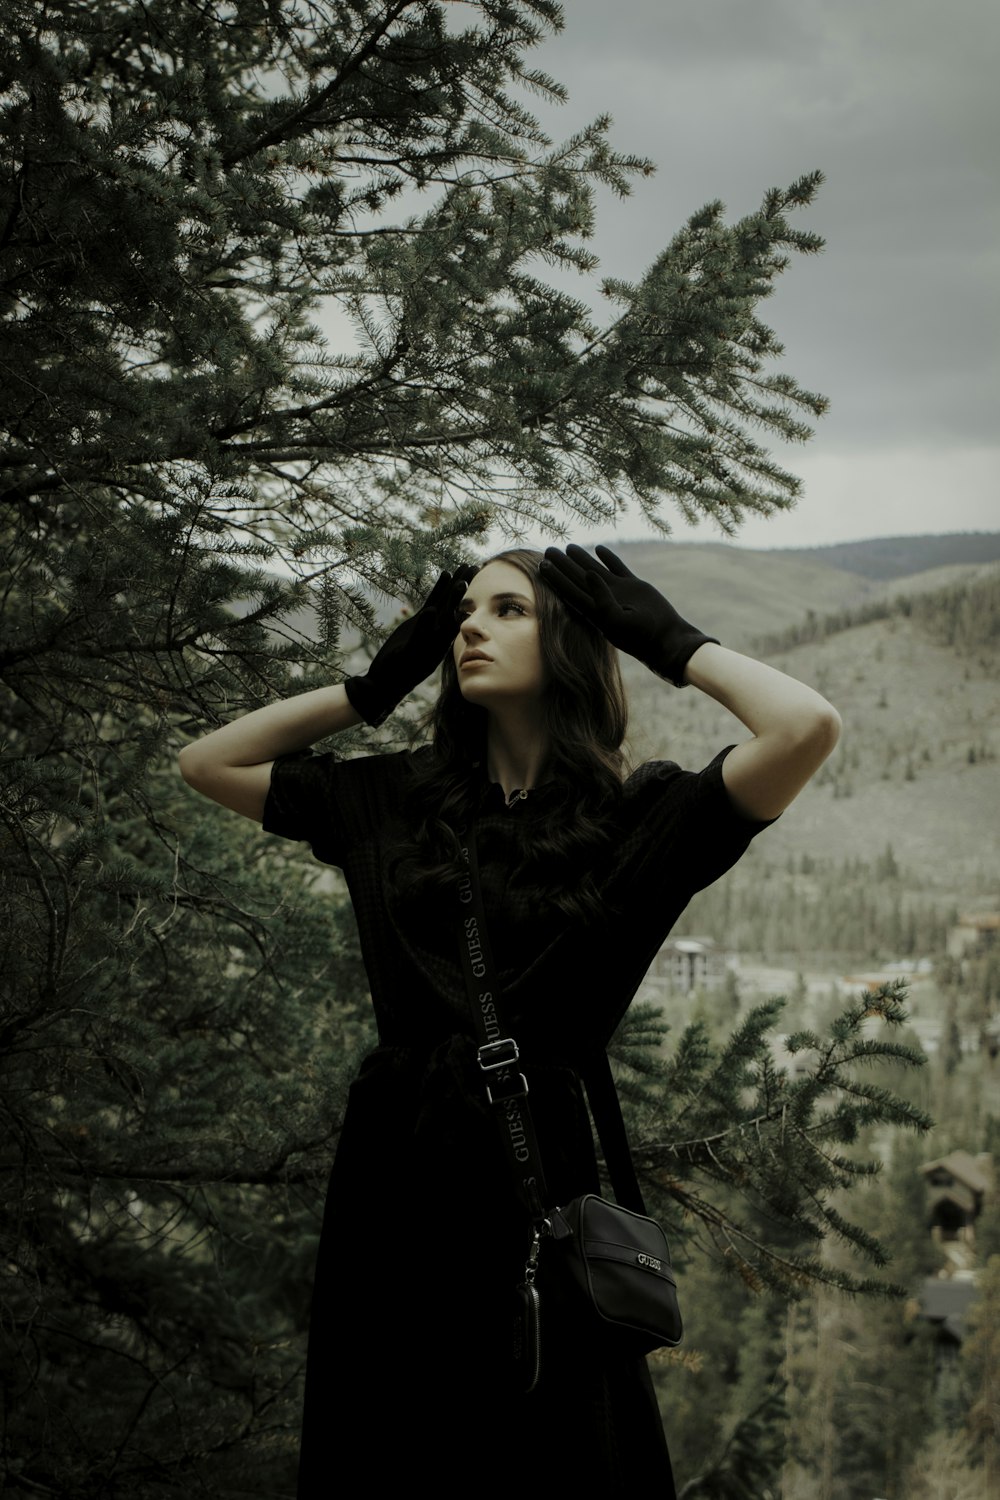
[345,565,477,725]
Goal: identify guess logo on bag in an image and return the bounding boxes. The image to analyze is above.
[637,1253,662,1271]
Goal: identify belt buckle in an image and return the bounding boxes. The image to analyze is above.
[477,1037,519,1072]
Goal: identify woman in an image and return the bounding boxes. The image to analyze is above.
[179,544,840,1495]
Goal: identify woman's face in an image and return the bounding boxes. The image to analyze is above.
[452,560,546,706]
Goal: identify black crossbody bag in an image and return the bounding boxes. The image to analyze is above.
[456,827,682,1392]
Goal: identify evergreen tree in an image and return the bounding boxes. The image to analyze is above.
[963,1255,1000,1491]
[902,1431,992,1500]
[668,1291,787,1496]
[677,1383,787,1499]
[0,2,927,1493]
[3,0,827,559]
[826,1301,937,1498]
[614,983,930,1296]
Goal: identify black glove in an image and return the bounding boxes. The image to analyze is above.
[538,544,718,687]
[345,565,477,725]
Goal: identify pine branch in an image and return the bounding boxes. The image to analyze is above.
[219,2,416,169]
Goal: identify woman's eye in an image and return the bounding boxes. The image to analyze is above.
[498,601,526,617]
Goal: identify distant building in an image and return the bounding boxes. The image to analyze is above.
[919,1273,979,1344]
[917,1272,979,1352]
[915,1268,980,1410]
[914,1153,993,1391]
[947,910,1000,960]
[920,1150,992,1246]
[652,937,726,994]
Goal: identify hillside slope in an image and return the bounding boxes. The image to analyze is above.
[876,559,1000,601]
[624,569,999,914]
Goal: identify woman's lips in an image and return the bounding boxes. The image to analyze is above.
[459,650,492,667]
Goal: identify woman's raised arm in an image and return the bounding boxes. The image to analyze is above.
[683,642,841,820]
[539,544,840,821]
[178,685,361,822]
[179,566,476,822]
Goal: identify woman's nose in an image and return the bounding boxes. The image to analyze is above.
[461,610,488,640]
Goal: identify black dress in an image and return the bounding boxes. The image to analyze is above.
[263,744,772,1496]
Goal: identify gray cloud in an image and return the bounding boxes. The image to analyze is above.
[525,0,999,475]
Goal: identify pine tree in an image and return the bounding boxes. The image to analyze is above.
[963,1255,1000,1493]
[0,2,922,1493]
[677,1383,787,1499]
[613,982,931,1299]
[3,2,826,563]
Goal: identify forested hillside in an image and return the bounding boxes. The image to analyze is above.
[755,559,1000,656]
[622,557,999,963]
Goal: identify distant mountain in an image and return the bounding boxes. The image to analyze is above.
[599,535,1000,652]
[760,533,1000,580]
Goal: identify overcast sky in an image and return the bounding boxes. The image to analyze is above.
[510,0,999,549]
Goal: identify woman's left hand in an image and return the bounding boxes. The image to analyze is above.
[539,544,718,686]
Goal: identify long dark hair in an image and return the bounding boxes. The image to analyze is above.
[388,549,629,922]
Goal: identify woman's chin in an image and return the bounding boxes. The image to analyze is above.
[457,684,546,714]
[457,679,494,704]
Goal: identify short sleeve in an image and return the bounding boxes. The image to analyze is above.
[262,749,411,869]
[622,745,775,896]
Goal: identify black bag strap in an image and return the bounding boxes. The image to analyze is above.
[580,1049,647,1216]
[456,825,648,1220]
[457,826,548,1220]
